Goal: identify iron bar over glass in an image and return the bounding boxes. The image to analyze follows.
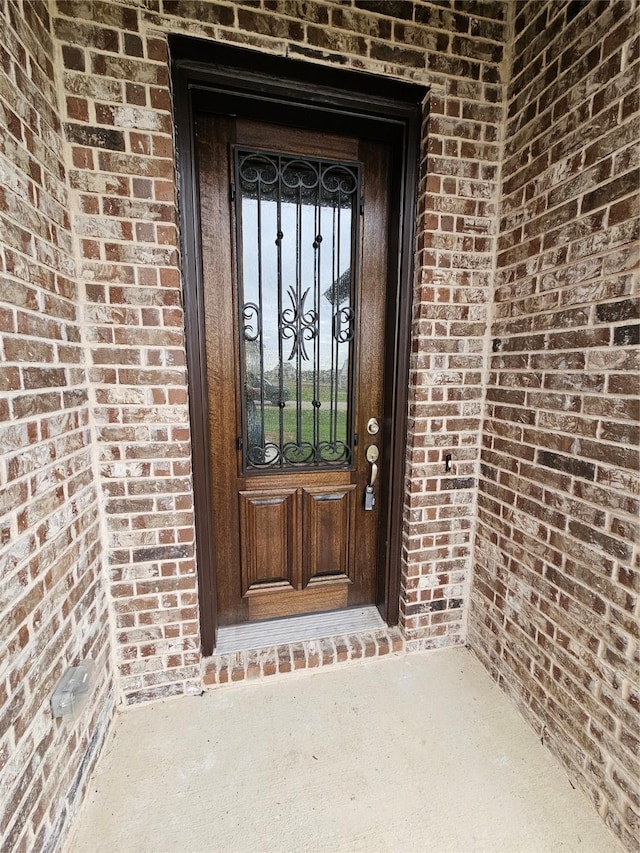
[234,148,361,471]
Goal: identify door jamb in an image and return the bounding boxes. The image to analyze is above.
[171,38,425,655]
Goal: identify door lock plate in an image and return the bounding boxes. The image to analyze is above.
[365,445,379,463]
[364,485,376,511]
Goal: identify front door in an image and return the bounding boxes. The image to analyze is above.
[195,115,391,629]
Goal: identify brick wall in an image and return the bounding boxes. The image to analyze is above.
[469,1,639,850]
[0,1,115,851]
[55,0,204,704]
[3,1,638,851]
[51,0,508,701]
[404,76,501,651]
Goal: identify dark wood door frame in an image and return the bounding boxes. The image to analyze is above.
[171,37,425,655]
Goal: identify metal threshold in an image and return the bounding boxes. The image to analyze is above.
[214,606,385,654]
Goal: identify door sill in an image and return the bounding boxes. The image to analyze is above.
[215,606,385,654]
[203,619,404,687]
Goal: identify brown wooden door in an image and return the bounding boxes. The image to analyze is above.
[196,114,390,627]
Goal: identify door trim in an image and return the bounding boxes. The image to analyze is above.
[171,38,425,655]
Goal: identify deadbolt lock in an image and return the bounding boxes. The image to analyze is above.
[366,417,380,435]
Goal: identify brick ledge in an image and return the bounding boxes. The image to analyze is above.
[202,626,405,686]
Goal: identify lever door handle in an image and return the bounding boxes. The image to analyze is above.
[364,445,379,511]
[366,445,379,488]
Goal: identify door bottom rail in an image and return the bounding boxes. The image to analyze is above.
[202,625,404,687]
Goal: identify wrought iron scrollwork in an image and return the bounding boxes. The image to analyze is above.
[333,306,355,344]
[281,159,320,190]
[242,303,261,342]
[317,441,351,464]
[246,441,352,468]
[321,165,358,196]
[238,153,278,187]
[237,152,358,205]
[281,287,318,362]
[235,146,361,471]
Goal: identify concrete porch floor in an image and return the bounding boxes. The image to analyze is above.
[67,648,620,853]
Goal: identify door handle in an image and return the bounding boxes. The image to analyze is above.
[366,444,379,487]
[364,445,379,511]
[369,461,378,488]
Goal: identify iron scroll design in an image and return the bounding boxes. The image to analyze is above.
[281,286,317,362]
[235,147,361,471]
[241,302,261,342]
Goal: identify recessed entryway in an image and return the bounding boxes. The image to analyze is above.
[172,38,424,655]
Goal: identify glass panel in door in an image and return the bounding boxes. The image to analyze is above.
[235,148,361,471]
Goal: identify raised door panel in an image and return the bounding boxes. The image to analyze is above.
[239,489,298,595]
[302,485,356,588]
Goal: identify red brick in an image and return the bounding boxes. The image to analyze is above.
[472,4,639,850]
[2,5,636,853]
